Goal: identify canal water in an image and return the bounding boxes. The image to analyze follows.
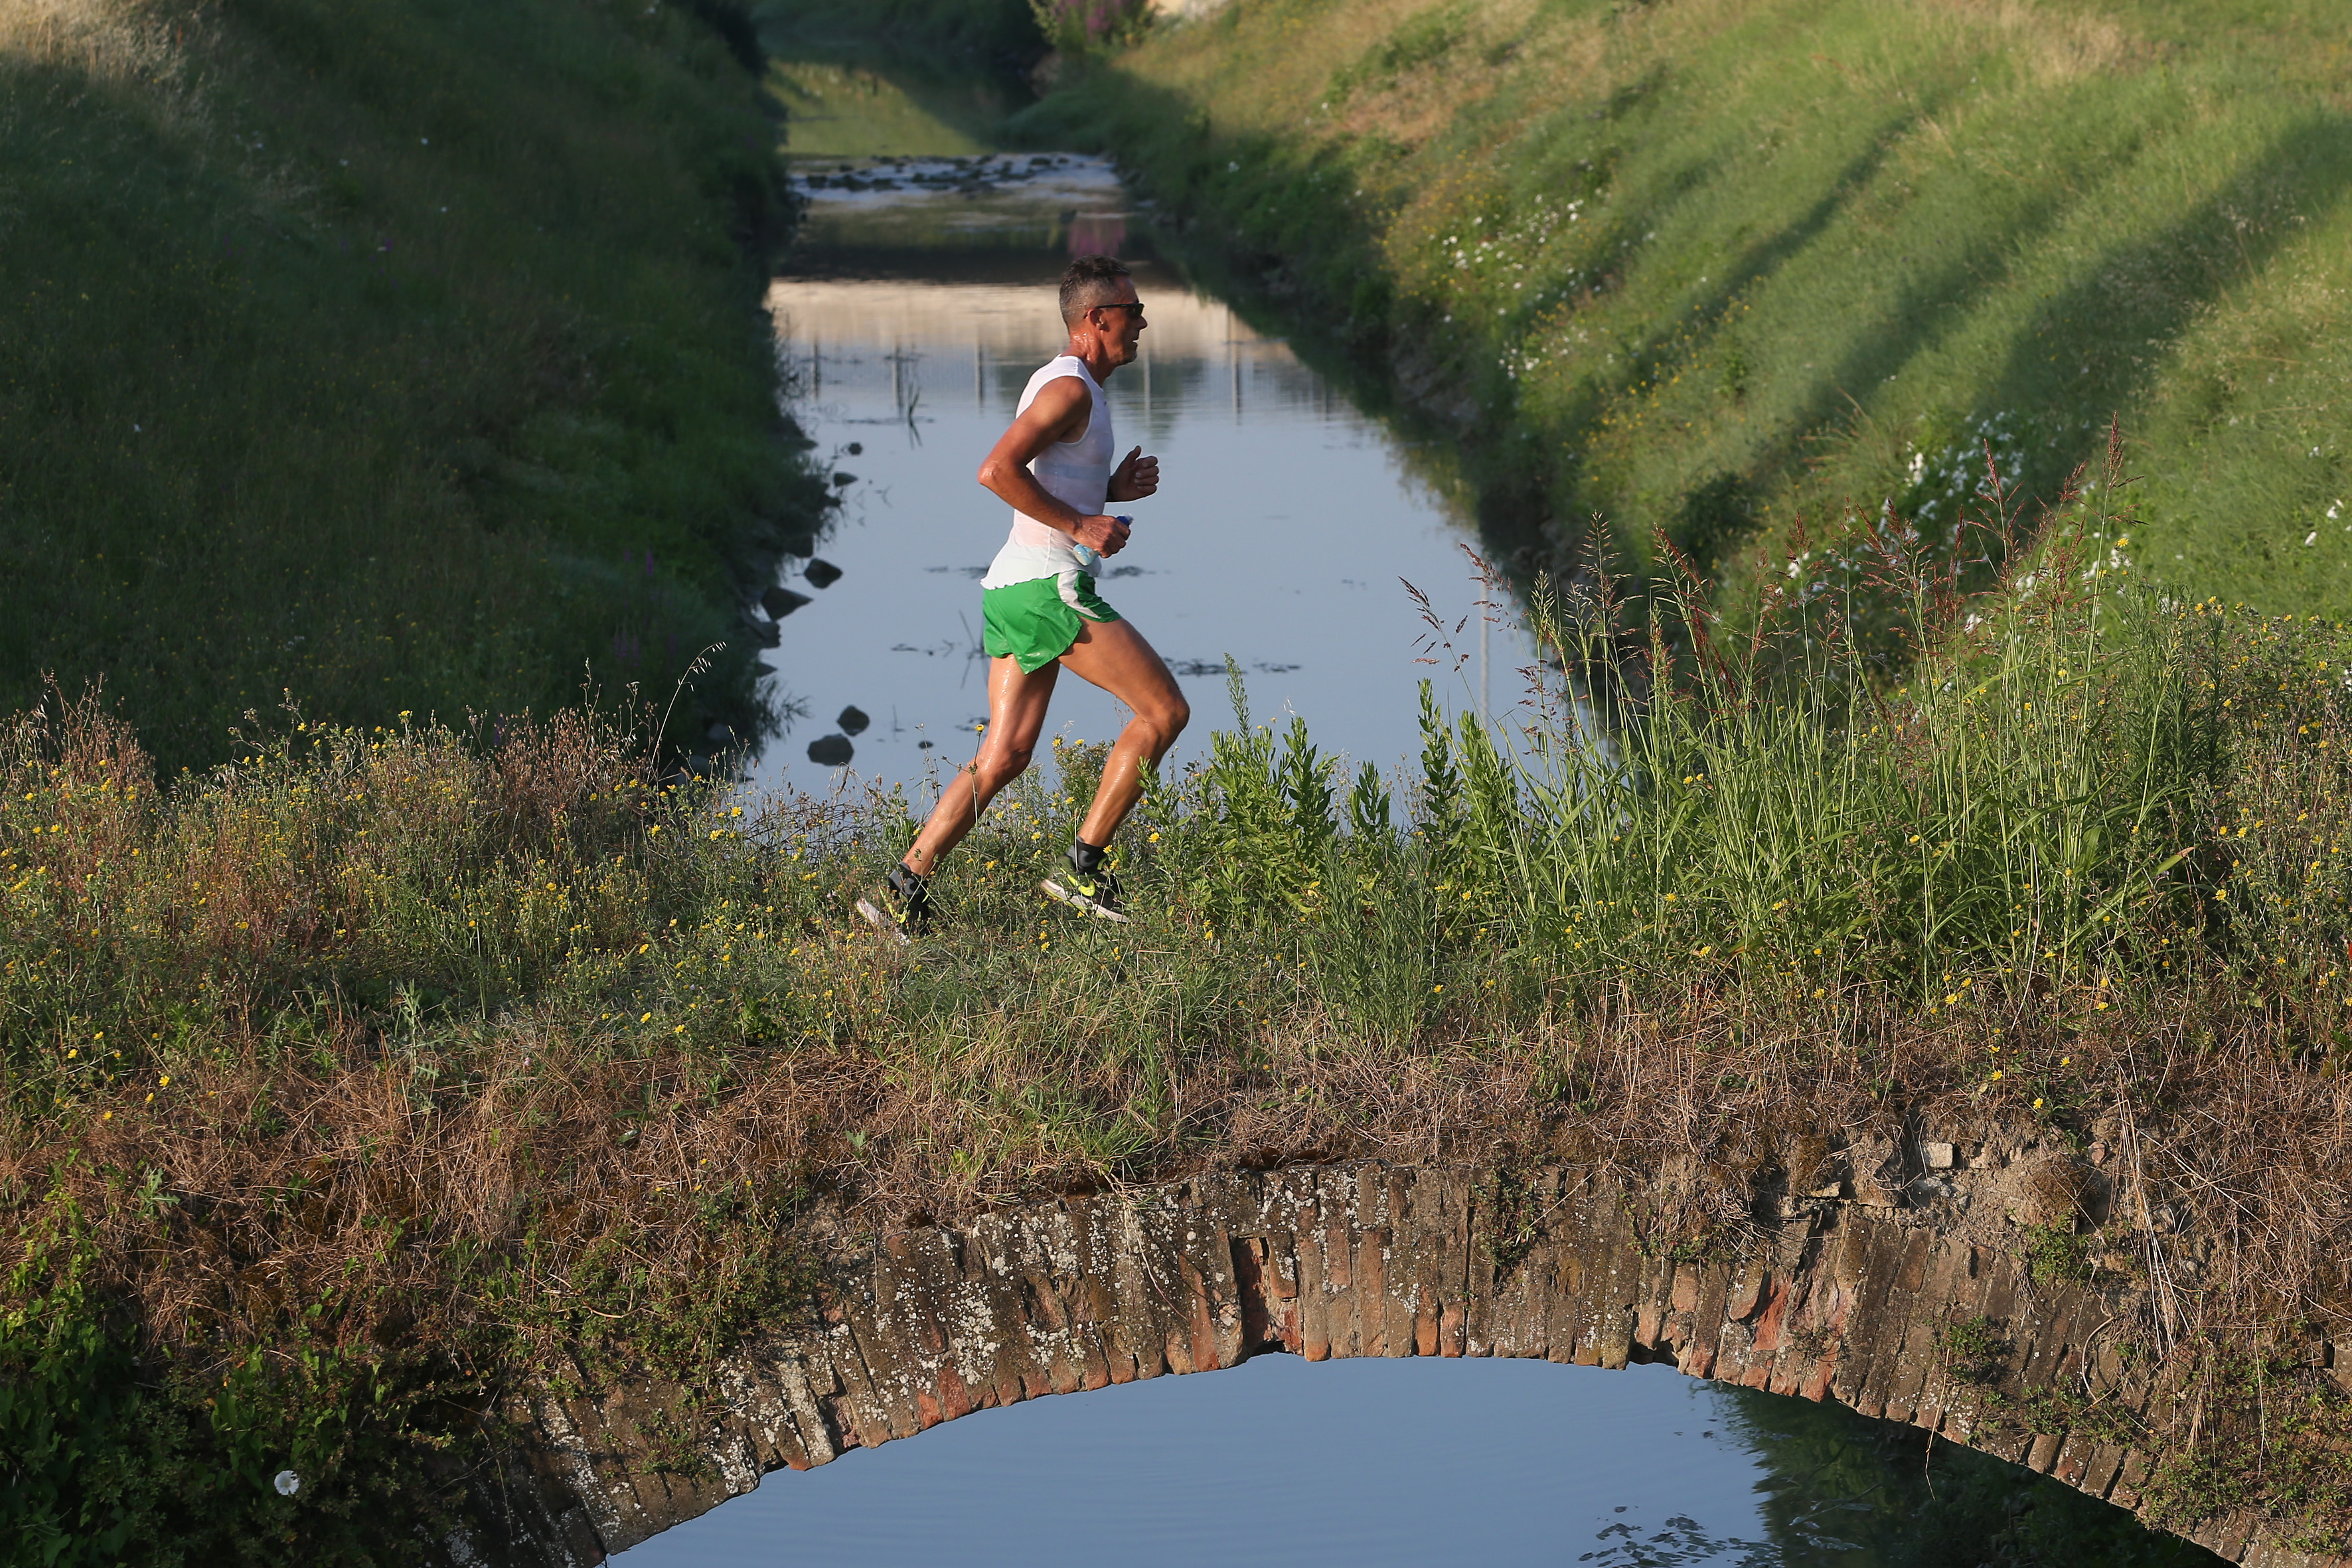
[621,1356,1775,1567]
[654,92,2206,1567]
[744,151,1523,801]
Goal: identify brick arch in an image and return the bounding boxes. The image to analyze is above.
[463,1160,2339,1568]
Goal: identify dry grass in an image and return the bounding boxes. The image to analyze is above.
[1,0,183,77]
[0,695,2336,1176]
[20,796,2352,1371]
[13,472,2352,1547]
[0,0,212,193]
[1917,0,2136,83]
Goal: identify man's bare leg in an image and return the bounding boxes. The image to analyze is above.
[1056,617,1190,846]
[903,655,1061,876]
[873,617,1186,929]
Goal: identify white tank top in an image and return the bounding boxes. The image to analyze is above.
[980,355,1114,590]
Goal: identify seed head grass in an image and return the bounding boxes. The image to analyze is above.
[13,459,2352,1545]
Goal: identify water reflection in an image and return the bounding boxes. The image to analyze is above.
[1729,1387,2224,1567]
[616,1357,1775,1567]
[752,160,1526,799]
[691,128,2223,1568]
[611,1352,2223,1567]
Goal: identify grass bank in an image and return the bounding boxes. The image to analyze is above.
[1,0,829,777]
[1015,0,2352,617]
[748,0,1043,163]
[758,0,1041,82]
[10,473,2352,1555]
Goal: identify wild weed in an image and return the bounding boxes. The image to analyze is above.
[10,494,2352,1551]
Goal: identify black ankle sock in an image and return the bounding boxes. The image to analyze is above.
[1067,838,1107,874]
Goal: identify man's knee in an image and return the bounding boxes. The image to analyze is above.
[976,746,1033,789]
[1137,693,1189,749]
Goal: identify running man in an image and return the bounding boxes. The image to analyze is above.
[866,254,1190,932]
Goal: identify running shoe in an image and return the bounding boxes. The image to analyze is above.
[856,862,933,943]
[1041,841,1128,923]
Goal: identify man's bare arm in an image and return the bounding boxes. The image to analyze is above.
[977,379,1134,556]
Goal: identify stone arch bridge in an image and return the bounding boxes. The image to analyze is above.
[459,1149,2346,1568]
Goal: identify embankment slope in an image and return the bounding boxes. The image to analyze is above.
[1,0,824,771]
[1024,0,2352,613]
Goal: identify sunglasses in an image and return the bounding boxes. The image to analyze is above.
[1091,299,1146,318]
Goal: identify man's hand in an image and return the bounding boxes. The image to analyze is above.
[1107,445,1159,503]
[1071,512,1133,556]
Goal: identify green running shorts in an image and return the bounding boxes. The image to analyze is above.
[981,572,1121,674]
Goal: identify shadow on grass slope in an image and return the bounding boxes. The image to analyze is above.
[0,0,832,776]
[1014,0,2352,617]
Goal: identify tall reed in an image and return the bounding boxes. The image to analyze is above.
[9,461,2352,1557]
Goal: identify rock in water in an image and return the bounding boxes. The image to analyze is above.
[807,734,854,767]
[762,585,811,619]
[804,558,843,589]
[836,705,870,736]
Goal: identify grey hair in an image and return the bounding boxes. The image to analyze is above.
[1059,254,1134,327]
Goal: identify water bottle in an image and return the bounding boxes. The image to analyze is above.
[1073,516,1131,574]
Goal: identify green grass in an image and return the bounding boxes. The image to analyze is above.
[749,0,1044,161]
[11,491,2352,1551]
[18,1,2352,1555]
[765,56,1008,157]
[1,0,828,776]
[1014,0,2352,617]
[757,0,1044,80]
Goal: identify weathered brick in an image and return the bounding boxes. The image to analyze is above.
[466,1158,2325,1568]
[1296,1224,1332,1362]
